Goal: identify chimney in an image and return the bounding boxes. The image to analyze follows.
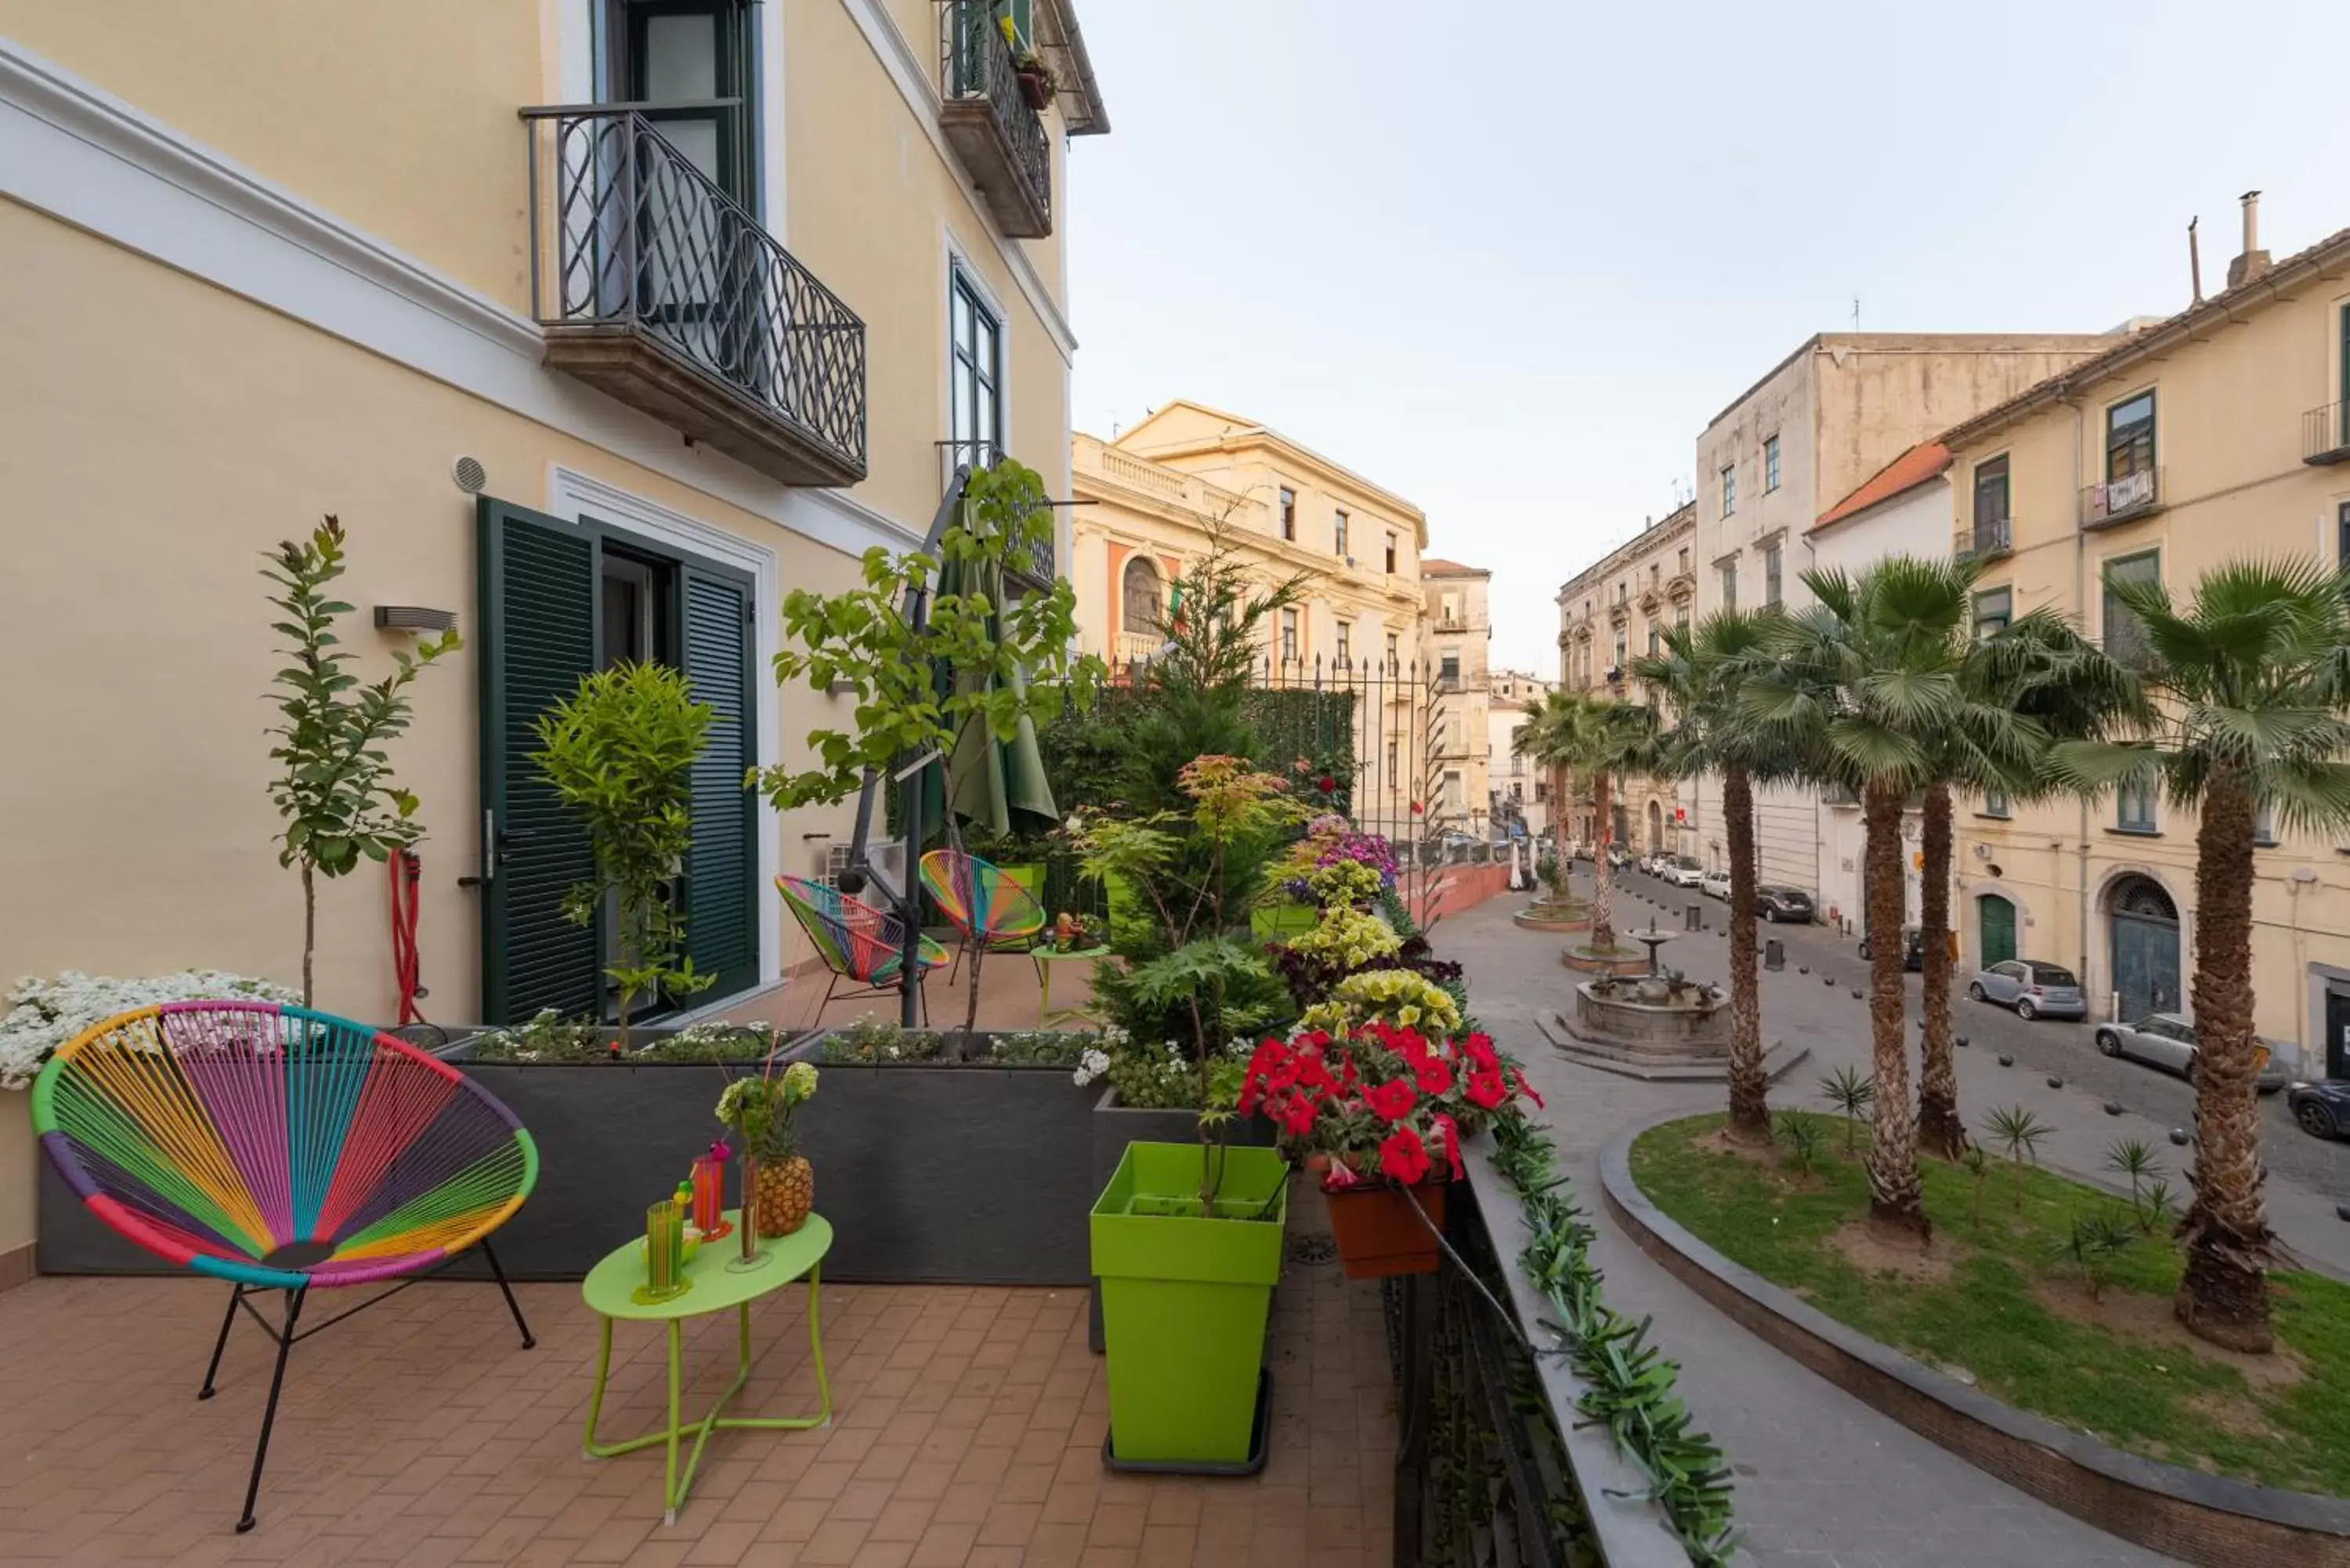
[2225,190,2271,290]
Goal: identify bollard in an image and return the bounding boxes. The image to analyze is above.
[1764,938,1784,971]
[1685,903,1702,932]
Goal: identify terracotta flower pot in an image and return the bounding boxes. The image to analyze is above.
[1323,1180,1446,1279]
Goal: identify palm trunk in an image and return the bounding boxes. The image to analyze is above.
[1591,769,1615,951]
[2177,770,2274,1353]
[1862,782,1929,1245]
[1917,784,1965,1159]
[300,863,316,1012]
[1723,765,1771,1144]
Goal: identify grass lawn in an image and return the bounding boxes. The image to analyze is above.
[1631,1111,2350,1497]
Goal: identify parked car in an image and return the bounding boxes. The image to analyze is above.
[1756,886,1814,923]
[2092,1012,2291,1093]
[1699,869,1730,900]
[1857,925,1925,971]
[2287,1079,2350,1140]
[1662,855,1705,888]
[1969,959,2087,1020]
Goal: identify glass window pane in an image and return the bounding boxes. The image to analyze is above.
[644,14,719,99]
[975,381,996,449]
[952,372,974,448]
[953,288,974,357]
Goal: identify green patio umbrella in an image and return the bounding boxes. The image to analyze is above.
[932,547,1059,840]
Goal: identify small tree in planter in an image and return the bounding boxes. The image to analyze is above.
[758,459,1100,1049]
[531,662,716,1037]
[262,516,459,1009]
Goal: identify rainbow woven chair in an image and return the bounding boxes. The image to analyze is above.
[918,850,1047,982]
[32,1001,538,1531]
[778,874,949,1022]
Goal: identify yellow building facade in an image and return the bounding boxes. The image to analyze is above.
[0,2,1109,1274]
[1068,403,1441,834]
[1423,560,1495,835]
[1943,204,2350,1074]
[1556,503,1696,855]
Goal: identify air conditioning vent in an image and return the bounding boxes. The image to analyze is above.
[820,840,906,891]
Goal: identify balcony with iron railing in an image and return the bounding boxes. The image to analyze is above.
[1955,515,2012,562]
[2078,466,2164,529]
[2305,403,2350,466]
[941,438,1057,587]
[520,104,866,486]
[938,2,1054,238]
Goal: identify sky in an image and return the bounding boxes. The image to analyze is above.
[1061,0,2350,674]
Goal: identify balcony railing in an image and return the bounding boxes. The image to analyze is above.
[522,105,866,486]
[938,2,1053,237]
[2305,403,2350,466]
[942,439,1057,586]
[2078,466,2164,529]
[1956,515,2012,562]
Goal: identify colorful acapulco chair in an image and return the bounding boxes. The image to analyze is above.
[918,849,1047,982]
[777,873,949,1022]
[32,1001,537,1532]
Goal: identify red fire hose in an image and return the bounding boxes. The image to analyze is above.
[389,849,427,1028]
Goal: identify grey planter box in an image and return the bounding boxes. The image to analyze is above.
[1086,1086,1282,1352]
[34,1024,767,1282]
[771,1032,1099,1285]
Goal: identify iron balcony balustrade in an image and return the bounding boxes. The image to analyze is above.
[1955,515,2013,562]
[2078,467,2164,529]
[2305,403,2350,466]
[938,439,1058,588]
[521,103,867,486]
[938,2,1054,238]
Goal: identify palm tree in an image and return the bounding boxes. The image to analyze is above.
[1512,692,1575,880]
[1633,611,1786,1144]
[2049,559,2350,1354]
[1517,692,1648,952]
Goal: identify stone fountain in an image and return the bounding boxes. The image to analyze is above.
[1535,916,1809,1082]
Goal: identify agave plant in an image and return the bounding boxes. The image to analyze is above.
[1818,1065,1875,1156]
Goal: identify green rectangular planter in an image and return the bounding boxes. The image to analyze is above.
[1090,1141,1289,1466]
[1249,903,1318,940]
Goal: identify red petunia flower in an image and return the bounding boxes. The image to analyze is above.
[1465,1068,1507,1111]
[1279,1095,1318,1138]
[1431,1113,1463,1179]
[1510,1068,1545,1109]
[1378,1127,1431,1185]
[1317,775,1336,793]
[1365,1079,1418,1122]
[1412,1055,1454,1097]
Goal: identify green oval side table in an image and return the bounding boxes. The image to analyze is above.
[580,1210,833,1523]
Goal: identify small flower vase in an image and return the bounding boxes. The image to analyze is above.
[634,1198,691,1304]
[727,1152,770,1273]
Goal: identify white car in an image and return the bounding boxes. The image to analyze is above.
[1700,869,1730,900]
[1663,856,1705,888]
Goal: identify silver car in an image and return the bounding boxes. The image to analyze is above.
[2094,1013,2292,1093]
[1967,959,2088,1021]
[1663,855,1705,888]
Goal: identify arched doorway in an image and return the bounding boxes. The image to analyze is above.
[2107,875,2180,1020]
[1977,894,2017,966]
[1120,556,1162,638]
[1647,799,1664,852]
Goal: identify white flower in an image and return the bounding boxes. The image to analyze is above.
[0,969,300,1092]
[1073,1048,1111,1087]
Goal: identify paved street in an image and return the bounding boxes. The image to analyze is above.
[1438,880,2222,1567]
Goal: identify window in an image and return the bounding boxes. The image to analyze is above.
[2106,392,2156,481]
[1611,633,1625,670]
[2117,777,2157,833]
[2339,500,2350,572]
[2102,551,2160,667]
[1974,454,2010,532]
[1677,547,1690,575]
[1440,652,1461,685]
[1336,620,1352,665]
[1386,630,1399,670]
[1720,464,1736,517]
[1278,487,1296,541]
[1386,738,1399,775]
[1762,541,1782,607]
[1119,555,1162,635]
[1441,593,1462,625]
[1973,586,2012,640]
[1649,564,1661,589]
[1647,625,1661,656]
[1763,435,1781,493]
[2255,800,2277,847]
[1719,559,1737,613]
[1331,509,1350,558]
[949,268,1003,466]
[612,1,757,206]
[1443,770,1462,810]
[1385,533,1398,573]
[1279,606,1299,663]
[1983,788,2011,818]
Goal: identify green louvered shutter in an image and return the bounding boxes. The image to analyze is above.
[477,498,602,1024]
[679,558,758,998]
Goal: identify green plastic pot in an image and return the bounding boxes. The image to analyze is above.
[1249,903,1318,940]
[1090,1141,1289,1465]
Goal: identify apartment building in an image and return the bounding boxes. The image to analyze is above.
[1943,200,2350,1071]
[1067,402,1434,833]
[1488,669,1558,836]
[1423,560,1493,834]
[1689,331,2121,891]
[0,1,1110,1034]
[1554,503,1695,854]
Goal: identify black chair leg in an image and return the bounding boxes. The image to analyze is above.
[480,1240,536,1349]
[236,1287,305,1534]
[198,1284,243,1400]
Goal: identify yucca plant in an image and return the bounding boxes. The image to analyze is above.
[2055,1210,2138,1302]
[1982,1104,2052,1211]
[2103,1137,2164,1226]
[1819,1065,1875,1156]
[1777,1111,1822,1175]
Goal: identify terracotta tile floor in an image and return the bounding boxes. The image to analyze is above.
[0,1192,1392,1566]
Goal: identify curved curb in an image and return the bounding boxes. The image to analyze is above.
[1511,909,1592,934]
[1599,1110,2350,1568]
[1559,948,1649,977]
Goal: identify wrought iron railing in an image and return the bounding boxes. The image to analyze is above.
[939,1,1052,226]
[2077,467,2164,529]
[939,439,1056,584]
[1956,515,2012,561]
[2305,403,2350,464]
[522,105,866,475]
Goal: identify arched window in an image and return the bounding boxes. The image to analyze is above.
[1121,557,1162,634]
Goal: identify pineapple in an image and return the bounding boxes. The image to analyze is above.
[756,1156,814,1236]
